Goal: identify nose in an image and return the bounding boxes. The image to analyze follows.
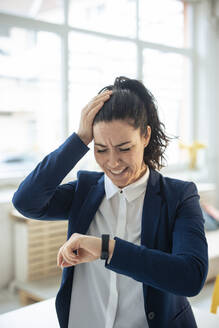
[107,150,121,169]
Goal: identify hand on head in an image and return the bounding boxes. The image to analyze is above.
[77,90,113,146]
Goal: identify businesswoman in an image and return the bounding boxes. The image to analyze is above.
[12,76,208,328]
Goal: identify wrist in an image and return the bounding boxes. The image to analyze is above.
[76,132,90,146]
[107,239,115,263]
[80,235,101,256]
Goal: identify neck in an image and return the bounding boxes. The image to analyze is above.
[118,165,147,188]
[137,164,147,181]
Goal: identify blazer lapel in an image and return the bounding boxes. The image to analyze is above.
[75,175,105,234]
[141,169,162,249]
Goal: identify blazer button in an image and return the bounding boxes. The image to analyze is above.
[148,312,155,320]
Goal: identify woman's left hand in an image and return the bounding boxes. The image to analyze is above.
[57,233,102,268]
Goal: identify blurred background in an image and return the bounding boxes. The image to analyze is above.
[0,0,219,324]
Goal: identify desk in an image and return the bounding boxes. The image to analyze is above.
[0,298,218,328]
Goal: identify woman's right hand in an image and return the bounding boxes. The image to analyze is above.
[77,90,113,145]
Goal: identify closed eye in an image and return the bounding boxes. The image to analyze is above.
[96,147,131,153]
[120,148,130,152]
[97,149,106,153]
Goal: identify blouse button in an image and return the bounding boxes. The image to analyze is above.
[148,312,155,320]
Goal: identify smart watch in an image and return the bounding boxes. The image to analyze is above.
[100,234,110,260]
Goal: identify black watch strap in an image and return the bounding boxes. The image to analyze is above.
[101,234,110,260]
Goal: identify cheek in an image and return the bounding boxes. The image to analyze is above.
[94,153,105,167]
[129,148,143,161]
[128,150,144,168]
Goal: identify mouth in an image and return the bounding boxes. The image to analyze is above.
[108,167,128,177]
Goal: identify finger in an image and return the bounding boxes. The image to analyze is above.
[62,252,74,265]
[61,258,77,269]
[89,93,112,109]
[92,93,111,105]
[81,103,104,123]
[61,259,79,268]
[57,248,63,266]
[57,253,61,266]
[61,260,71,269]
[82,93,112,121]
[86,98,107,113]
[88,102,105,115]
[64,244,78,258]
[62,247,79,264]
[66,247,79,261]
[85,103,104,122]
[93,90,113,101]
[57,253,68,267]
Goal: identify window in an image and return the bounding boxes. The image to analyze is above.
[69,32,137,133]
[0,0,64,23]
[139,0,187,48]
[143,49,192,167]
[0,27,62,180]
[0,0,193,182]
[69,0,136,38]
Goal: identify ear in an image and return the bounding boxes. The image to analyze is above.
[143,125,151,147]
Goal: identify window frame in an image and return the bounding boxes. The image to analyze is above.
[0,0,196,185]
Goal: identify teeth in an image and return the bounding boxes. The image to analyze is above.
[110,169,126,175]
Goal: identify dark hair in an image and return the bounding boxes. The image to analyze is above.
[93,76,172,170]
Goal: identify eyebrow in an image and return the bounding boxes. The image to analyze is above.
[94,141,131,148]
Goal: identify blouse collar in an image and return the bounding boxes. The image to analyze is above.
[104,167,149,203]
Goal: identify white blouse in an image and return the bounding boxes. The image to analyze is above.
[68,168,150,328]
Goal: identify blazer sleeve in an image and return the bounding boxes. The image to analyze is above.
[12,133,89,220]
[105,182,208,297]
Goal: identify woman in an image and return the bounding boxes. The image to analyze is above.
[12,76,208,328]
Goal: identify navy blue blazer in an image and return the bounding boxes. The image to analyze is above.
[12,133,208,328]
